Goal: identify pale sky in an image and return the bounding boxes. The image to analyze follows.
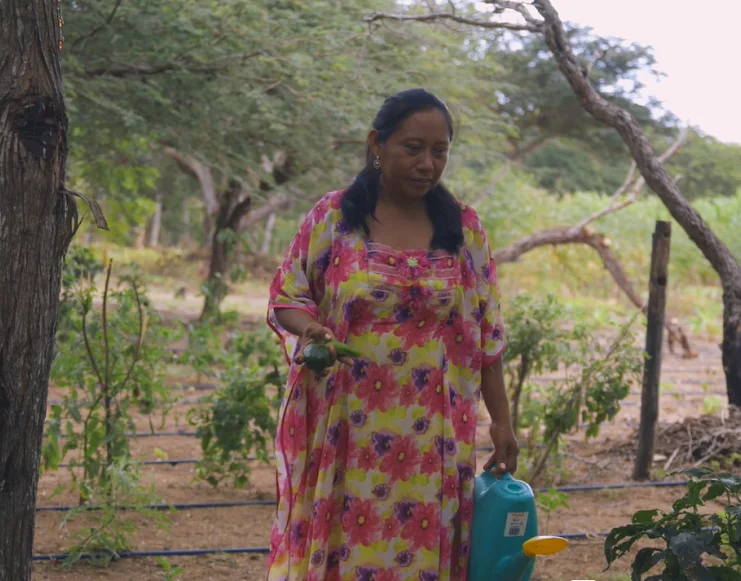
[546,0,740,144]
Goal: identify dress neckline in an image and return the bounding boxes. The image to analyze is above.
[365,239,432,256]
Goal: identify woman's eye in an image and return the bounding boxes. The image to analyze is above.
[405,145,422,154]
[434,148,448,156]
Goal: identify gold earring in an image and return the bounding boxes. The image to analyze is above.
[373,156,381,170]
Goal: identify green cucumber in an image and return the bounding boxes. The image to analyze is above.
[302,341,361,373]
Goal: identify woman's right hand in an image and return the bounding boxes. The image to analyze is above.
[294,322,337,375]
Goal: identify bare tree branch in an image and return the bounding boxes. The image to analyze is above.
[531,0,741,285]
[491,224,694,357]
[487,124,690,354]
[575,125,688,230]
[364,11,542,33]
[482,1,543,27]
[240,192,291,229]
[163,147,219,217]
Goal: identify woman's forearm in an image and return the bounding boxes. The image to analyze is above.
[274,307,318,338]
[481,357,513,428]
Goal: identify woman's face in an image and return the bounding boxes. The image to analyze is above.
[371,108,451,200]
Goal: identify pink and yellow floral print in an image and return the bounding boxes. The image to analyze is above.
[266,190,506,581]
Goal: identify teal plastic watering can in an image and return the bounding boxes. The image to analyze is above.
[467,471,568,581]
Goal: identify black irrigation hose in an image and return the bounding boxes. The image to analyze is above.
[57,458,200,468]
[46,393,721,407]
[26,531,621,561]
[36,500,277,513]
[53,429,199,440]
[32,547,270,561]
[53,446,578,468]
[35,479,692,514]
[47,418,673,441]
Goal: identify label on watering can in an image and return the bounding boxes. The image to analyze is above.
[503,512,528,537]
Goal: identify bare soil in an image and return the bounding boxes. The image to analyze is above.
[32,313,735,580]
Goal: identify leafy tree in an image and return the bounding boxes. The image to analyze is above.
[484,25,678,194]
[666,129,741,200]
[61,0,518,314]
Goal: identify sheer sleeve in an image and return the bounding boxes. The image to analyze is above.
[464,207,507,368]
[267,195,334,363]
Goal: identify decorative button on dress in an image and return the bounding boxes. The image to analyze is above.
[266,190,506,581]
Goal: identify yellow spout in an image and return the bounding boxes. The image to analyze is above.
[522,535,569,558]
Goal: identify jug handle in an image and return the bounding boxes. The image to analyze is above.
[478,470,514,482]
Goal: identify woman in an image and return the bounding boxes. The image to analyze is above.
[266,88,519,581]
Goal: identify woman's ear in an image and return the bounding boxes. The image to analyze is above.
[367,129,380,159]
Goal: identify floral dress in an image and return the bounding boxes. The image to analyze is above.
[266,190,507,581]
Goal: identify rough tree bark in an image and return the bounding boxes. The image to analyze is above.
[0,1,78,578]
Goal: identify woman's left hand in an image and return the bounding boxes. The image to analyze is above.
[483,422,519,475]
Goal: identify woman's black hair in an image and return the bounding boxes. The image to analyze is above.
[340,88,464,253]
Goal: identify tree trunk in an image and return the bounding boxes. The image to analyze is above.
[261,212,277,255]
[163,147,218,248]
[0,1,78,578]
[723,286,741,407]
[533,0,741,404]
[133,225,146,249]
[147,192,163,248]
[201,181,252,319]
[180,200,191,247]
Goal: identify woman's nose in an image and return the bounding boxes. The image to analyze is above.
[418,151,434,172]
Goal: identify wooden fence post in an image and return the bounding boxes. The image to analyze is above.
[633,221,672,480]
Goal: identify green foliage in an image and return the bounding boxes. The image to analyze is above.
[185,325,285,488]
[45,255,183,567]
[58,459,172,568]
[536,488,570,535]
[44,257,178,497]
[605,467,741,580]
[58,245,104,343]
[665,129,741,200]
[502,294,643,484]
[482,23,674,192]
[156,557,185,581]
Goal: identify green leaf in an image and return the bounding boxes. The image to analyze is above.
[679,467,716,480]
[68,404,82,423]
[668,532,707,567]
[153,448,169,461]
[631,547,665,581]
[605,524,650,564]
[633,509,661,525]
[703,481,728,502]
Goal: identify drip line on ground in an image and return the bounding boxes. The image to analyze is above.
[27,531,614,561]
[36,479,691,513]
[45,417,674,441]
